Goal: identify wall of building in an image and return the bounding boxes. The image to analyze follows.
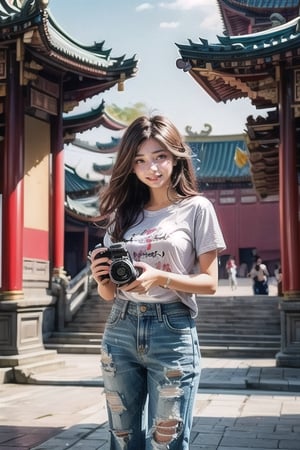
[204,188,280,277]
[24,115,50,261]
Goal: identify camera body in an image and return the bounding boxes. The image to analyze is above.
[94,242,142,285]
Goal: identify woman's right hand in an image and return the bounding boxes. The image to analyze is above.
[89,247,111,286]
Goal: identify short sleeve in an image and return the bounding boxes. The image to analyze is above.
[194,197,226,257]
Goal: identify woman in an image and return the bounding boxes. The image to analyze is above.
[249,256,269,295]
[90,115,225,450]
[225,256,238,290]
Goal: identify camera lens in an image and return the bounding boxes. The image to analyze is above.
[110,261,133,284]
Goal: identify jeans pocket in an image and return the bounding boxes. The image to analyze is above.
[106,307,122,328]
[163,313,192,334]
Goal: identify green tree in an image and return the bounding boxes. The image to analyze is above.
[106,102,150,124]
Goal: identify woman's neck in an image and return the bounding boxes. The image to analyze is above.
[145,190,180,211]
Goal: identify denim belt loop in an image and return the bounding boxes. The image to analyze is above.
[121,300,129,319]
[155,303,163,322]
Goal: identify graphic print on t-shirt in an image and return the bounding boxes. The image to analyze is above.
[124,226,173,272]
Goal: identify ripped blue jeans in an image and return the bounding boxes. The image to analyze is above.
[101,298,201,450]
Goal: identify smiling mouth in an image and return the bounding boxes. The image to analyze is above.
[147,174,162,181]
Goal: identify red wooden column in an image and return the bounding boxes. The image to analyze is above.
[51,102,65,275]
[278,65,300,297]
[1,50,24,297]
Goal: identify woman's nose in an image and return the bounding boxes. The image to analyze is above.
[149,161,159,170]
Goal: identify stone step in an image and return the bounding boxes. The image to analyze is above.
[45,342,278,358]
[0,350,62,367]
[13,358,66,383]
[47,331,280,345]
[198,324,280,334]
[199,334,280,343]
[45,330,280,358]
[45,293,281,358]
[200,346,279,358]
[45,343,101,354]
[1,350,66,384]
[46,331,102,344]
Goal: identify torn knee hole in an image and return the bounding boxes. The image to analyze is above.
[115,430,129,438]
[154,419,181,443]
[106,391,127,413]
[101,349,116,376]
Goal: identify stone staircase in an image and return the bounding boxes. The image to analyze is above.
[197,296,281,357]
[45,292,281,358]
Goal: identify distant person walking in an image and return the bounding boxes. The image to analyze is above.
[225,256,237,290]
[274,263,283,296]
[249,256,269,295]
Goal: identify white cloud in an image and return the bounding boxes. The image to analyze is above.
[160,21,180,28]
[159,0,211,9]
[136,3,154,11]
[201,14,223,33]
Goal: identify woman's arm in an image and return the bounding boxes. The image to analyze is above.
[122,249,219,295]
[157,249,218,295]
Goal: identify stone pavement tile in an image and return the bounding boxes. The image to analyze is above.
[2,354,300,450]
[217,448,291,450]
[31,424,108,450]
[0,426,62,450]
[30,354,300,393]
[31,390,300,450]
[284,368,300,379]
[190,446,217,450]
[227,438,280,449]
[192,430,223,446]
[258,379,290,391]
[278,440,300,449]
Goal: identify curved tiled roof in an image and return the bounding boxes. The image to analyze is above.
[0,0,138,105]
[188,135,250,183]
[95,137,121,153]
[176,11,300,198]
[177,16,300,66]
[65,165,101,195]
[45,14,137,74]
[176,17,300,107]
[217,0,300,35]
[63,100,126,143]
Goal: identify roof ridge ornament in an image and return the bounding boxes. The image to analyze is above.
[0,0,47,19]
[270,13,286,28]
[185,124,212,136]
[4,0,25,8]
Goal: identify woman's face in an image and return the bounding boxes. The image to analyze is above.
[132,138,175,191]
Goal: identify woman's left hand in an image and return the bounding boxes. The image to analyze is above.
[120,262,160,294]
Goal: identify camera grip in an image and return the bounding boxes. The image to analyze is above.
[90,243,110,281]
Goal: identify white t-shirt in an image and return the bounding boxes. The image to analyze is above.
[104,195,226,317]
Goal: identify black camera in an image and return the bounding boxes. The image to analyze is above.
[94,242,142,285]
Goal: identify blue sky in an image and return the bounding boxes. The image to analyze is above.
[50,0,257,143]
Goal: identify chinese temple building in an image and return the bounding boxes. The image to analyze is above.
[176,0,300,366]
[0,0,137,375]
[64,134,120,279]
[186,130,280,278]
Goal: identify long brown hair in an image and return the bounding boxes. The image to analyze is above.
[100,115,199,241]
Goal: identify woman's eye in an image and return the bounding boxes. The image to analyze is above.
[134,159,144,164]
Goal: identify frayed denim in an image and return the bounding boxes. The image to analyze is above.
[101,298,201,450]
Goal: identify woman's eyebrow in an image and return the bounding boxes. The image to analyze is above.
[135,149,165,157]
